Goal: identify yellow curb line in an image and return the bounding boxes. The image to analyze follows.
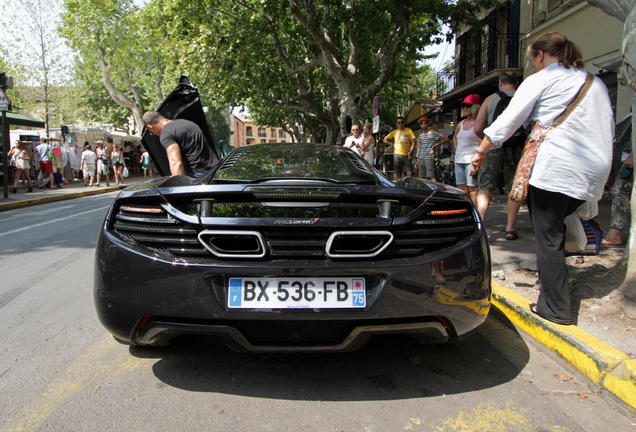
[491,282,636,411]
[0,186,122,212]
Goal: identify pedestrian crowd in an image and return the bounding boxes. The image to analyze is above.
[6,137,155,192]
[342,32,631,327]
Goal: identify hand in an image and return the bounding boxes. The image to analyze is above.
[471,152,486,175]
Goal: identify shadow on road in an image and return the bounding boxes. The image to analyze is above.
[128,316,529,401]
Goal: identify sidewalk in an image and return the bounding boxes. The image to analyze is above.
[1,179,634,410]
[0,175,149,211]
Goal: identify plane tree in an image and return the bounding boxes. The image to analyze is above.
[161,0,497,144]
[60,0,174,134]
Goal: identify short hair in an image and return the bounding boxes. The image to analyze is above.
[499,71,519,86]
[397,116,405,122]
[142,111,163,126]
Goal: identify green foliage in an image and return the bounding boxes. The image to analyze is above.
[158,0,497,143]
[59,0,180,132]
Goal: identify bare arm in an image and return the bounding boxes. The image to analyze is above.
[453,123,461,151]
[383,133,393,147]
[474,95,492,139]
[166,143,185,176]
[361,135,374,152]
[432,134,449,150]
[470,135,497,175]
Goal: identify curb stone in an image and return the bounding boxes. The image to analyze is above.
[0,185,123,212]
[491,282,636,411]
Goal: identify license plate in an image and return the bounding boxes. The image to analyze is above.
[228,277,366,309]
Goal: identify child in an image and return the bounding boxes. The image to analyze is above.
[54,167,64,188]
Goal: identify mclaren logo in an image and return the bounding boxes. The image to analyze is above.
[274,218,319,225]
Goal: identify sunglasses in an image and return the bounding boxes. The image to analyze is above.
[396,121,404,124]
[461,104,472,108]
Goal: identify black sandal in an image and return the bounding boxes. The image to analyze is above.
[529,303,573,325]
[505,230,519,240]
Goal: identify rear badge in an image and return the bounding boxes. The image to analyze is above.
[274,218,319,225]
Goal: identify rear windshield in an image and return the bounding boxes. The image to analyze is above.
[213,144,377,183]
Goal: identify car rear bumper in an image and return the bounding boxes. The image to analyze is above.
[94,227,491,351]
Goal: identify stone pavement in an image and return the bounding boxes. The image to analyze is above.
[0,179,633,411]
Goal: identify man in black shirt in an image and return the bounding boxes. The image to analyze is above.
[142,111,215,177]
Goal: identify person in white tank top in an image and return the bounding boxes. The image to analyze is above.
[453,93,482,204]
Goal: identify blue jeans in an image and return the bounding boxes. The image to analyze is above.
[186,171,206,179]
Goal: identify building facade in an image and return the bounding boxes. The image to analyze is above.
[230,115,292,147]
[435,0,629,124]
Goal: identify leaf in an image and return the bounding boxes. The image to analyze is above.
[577,391,589,399]
[410,418,422,425]
[403,423,414,431]
[554,373,573,382]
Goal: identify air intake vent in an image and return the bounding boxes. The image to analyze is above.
[345,153,373,173]
[245,186,348,200]
[217,148,246,170]
[112,205,208,257]
[386,206,476,257]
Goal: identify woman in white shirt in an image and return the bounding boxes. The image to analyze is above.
[471,32,613,325]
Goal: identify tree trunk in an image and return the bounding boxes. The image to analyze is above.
[587,0,636,300]
[95,43,145,134]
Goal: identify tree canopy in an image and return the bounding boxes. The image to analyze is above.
[159,0,496,144]
[59,0,175,134]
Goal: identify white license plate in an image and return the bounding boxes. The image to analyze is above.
[228,277,366,309]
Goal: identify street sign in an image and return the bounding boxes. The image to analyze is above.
[397,104,405,117]
[0,88,10,111]
[372,96,379,117]
[373,115,380,134]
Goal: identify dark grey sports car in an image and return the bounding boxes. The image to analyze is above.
[94,78,491,352]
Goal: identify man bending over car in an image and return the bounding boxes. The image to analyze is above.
[143,111,216,178]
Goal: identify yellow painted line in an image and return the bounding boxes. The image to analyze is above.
[491,282,636,411]
[432,401,539,432]
[4,335,154,432]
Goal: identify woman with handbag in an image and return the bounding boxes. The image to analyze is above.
[470,32,614,325]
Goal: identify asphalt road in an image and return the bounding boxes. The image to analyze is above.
[1,194,634,431]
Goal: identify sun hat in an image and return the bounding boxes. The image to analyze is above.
[418,116,429,122]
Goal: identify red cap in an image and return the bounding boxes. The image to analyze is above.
[462,94,483,105]
[418,116,429,122]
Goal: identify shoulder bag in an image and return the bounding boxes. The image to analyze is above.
[509,72,595,204]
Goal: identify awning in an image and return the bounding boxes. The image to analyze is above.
[0,111,46,128]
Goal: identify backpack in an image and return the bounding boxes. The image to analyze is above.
[492,91,526,148]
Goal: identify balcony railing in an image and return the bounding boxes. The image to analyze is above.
[437,33,521,96]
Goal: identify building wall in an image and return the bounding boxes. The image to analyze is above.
[521,3,629,119]
[230,115,292,147]
[445,1,630,121]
